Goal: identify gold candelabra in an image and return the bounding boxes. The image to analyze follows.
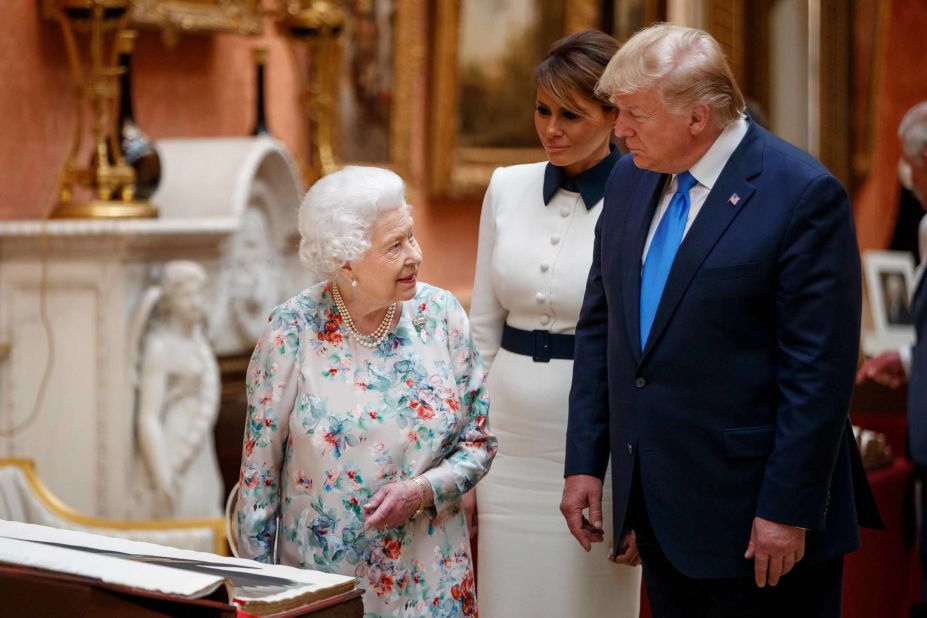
[43,0,157,219]
[277,1,346,185]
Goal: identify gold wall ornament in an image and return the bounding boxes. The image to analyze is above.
[43,0,157,219]
[128,0,263,47]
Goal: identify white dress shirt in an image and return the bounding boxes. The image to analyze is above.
[900,212,927,374]
[642,116,750,261]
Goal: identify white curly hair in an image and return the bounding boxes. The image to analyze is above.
[298,166,409,280]
[899,101,927,160]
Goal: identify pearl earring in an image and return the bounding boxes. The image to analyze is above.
[351,278,358,288]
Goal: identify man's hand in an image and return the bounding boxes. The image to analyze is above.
[560,474,605,551]
[744,516,806,587]
[609,530,641,566]
[855,351,906,388]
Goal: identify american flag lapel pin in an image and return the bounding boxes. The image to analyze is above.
[728,193,740,206]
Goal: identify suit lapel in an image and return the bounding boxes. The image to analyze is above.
[640,124,764,362]
[622,170,667,364]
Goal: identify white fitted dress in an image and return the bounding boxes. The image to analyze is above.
[470,161,641,617]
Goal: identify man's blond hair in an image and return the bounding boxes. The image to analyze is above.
[596,23,745,127]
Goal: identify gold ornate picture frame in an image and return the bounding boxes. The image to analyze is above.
[333,0,421,182]
[286,0,422,186]
[429,0,600,197]
[129,0,263,42]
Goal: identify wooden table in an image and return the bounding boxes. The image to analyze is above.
[0,563,364,618]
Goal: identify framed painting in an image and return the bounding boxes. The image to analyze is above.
[333,0,420,180]
[281,0,422,185]
[429,0,600,197]
[604,0,665,43]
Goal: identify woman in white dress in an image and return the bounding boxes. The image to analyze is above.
[470,30,641,617]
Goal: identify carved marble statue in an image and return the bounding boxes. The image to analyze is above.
[209,207,284,355]
[128,260,223,519]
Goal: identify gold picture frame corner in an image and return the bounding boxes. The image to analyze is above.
[128,0,263,41]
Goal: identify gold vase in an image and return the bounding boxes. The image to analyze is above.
[43,0,157,219]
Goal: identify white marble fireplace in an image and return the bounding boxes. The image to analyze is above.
[0,136,309,517]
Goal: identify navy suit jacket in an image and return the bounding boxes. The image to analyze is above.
[565,121,883,579]
[908,272,927,465]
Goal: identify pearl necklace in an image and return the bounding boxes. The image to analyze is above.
[331,282,396,349]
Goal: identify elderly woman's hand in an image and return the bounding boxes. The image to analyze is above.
[363,477,435,532]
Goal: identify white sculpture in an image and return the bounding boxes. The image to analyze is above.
[0,137,305,518]
[209,207,284,353]
[128,260,223,519]
[152,136,311,356]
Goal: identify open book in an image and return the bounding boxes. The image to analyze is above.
[0,520,356,616]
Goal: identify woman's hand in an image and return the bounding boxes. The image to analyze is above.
[363,478,434,532]
[462,489,477,538]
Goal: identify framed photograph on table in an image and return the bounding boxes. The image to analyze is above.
[862,250,917,355]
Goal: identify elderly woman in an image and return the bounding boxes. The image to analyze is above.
[232,166,495,617]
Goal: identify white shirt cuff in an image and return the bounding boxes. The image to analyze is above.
[900,345,913,377]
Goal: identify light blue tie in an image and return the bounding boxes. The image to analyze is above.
[640,171,697,349]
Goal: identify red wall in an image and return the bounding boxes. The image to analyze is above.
[0,5,481,295]
[852,0,927,251]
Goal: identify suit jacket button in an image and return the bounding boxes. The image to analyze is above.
[627,443,634,455]
[635,377,646,388]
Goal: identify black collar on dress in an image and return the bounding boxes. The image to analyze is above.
[542,145,620,209]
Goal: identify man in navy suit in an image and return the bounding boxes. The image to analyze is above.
[560,24,881,616]
[857,100,927,616]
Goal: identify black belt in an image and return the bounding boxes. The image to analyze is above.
[500,324,575,362]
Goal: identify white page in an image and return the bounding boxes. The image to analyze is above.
[0,535,225,597]
[0,520,354,603]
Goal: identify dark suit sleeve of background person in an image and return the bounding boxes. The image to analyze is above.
[755,172,865,530]
[564,164,626,481]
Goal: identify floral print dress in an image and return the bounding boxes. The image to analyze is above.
[233,281,496,618]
